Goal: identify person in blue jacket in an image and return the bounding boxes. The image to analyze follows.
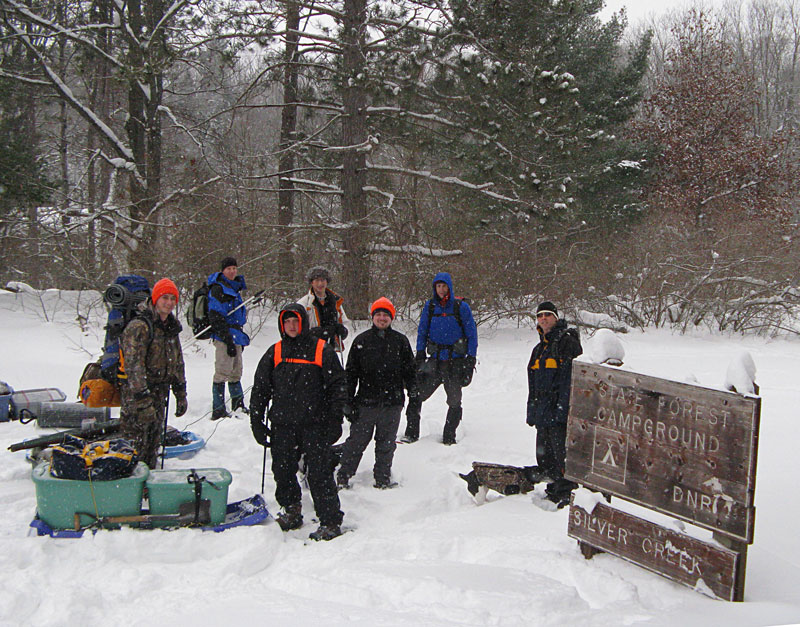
[208,256,250,419]
[401,272,478,445]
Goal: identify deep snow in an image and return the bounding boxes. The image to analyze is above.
[1,288,799,627]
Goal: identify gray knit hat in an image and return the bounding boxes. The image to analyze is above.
[306,266,332,283]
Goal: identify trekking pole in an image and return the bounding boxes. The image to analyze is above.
[160,391,170,469]
[188,289,265,342]
[260,444,267,494]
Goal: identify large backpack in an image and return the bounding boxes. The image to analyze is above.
[80,275,152,407]
[99,275,152,382]
[186,283,212,339]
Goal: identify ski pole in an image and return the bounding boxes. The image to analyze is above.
[187,289,266,345]
[260,444,267,494]
[160,390,170,469]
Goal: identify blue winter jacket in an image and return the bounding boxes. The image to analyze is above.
[207,272,250,347]
[416,272,478,360]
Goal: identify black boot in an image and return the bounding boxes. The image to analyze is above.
[309,524,342,541]
[443,407,462,445]
[402,401,421,443]
[276,503,303,531]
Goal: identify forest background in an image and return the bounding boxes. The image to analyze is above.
[1,0,798,333]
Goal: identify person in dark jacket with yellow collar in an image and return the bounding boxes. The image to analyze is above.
[526,300,582,508]
[249,303,347,541]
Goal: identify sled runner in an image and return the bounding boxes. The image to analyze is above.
[30,494,269,537]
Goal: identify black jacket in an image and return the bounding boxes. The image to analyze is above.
[527,319,582,427]
[346,325,417,408]
[250,304,347,427]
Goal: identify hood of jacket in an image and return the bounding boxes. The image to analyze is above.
[431,272,455,304]
[278,302,310,338]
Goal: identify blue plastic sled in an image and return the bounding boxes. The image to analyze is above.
[162,431,205,459]
[30,494,269,538]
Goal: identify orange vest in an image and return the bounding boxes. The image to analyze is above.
[273,339,325,368]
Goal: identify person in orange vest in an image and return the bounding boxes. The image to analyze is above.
[249,303,348,541]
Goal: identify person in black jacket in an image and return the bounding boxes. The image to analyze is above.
[250,303,348,541]
[336,298,417,490]
[526,300,582,508]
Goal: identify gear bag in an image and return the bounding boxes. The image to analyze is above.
[186,283,212,339]
[50,434,138,481]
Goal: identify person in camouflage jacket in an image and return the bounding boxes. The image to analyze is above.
[120,278,188,468]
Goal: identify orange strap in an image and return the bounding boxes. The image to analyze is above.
[274,339,325,368]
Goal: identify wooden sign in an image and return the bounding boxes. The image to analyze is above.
[565,363,760,543]
[568,499,743,601]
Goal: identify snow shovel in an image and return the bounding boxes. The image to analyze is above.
[73,499,212,531]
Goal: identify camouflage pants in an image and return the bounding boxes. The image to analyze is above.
[120,385,167,469]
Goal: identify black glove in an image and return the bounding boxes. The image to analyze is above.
[526,401,536,427]
[226,342,237,357]
[174,395,188,417]
[415,351,426,363]
[464,355,476,369]
[335,323,348,340]
[342,404,358,422]
[251,419,270,446]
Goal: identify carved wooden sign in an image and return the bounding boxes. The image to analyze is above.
[568,499,743,601]
[565,363,760,543]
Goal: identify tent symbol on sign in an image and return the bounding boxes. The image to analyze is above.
[591,426,628,484]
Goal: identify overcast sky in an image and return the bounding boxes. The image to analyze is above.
[599,0,731,25]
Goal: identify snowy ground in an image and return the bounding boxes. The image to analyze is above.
[1,288,799,627]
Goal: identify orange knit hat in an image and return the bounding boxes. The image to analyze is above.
[151,278,179,305]
[370,297,396,320]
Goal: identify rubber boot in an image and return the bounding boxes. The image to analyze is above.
[276,502,303,531]
[402,400,421,443]
[442,407,462,445]
[229,380,247,414]
[211,382,227,420]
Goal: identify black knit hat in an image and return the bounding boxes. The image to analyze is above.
[306,266,332,283]
[220,256,238,271]
[536,301,558,319]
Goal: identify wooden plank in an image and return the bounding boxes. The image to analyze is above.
[568,500,742,601]
[564,363,760,543]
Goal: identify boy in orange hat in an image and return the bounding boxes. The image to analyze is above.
[336,297,417,489]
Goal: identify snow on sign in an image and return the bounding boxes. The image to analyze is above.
[564,363,760,544]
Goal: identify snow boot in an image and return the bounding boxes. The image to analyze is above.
[336,474,351,490]
[442,407,462,445]
[309,524,343,541]
[276,503,303,531]
[211,382,227,420]
[374,479,398,490]
[229,381,248,414]
[402,403,421,443]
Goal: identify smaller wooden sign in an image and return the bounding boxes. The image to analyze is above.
[568,499,744,601]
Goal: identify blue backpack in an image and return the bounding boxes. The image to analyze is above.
[99,275,152,383]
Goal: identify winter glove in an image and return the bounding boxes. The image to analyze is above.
[415,351,426,363]
[342,404,358,423]
[459,355,476,387]
[250,419,270,446]
[226,342,237,357]
[526,401,536,427]
[174,395,188,418]
[335,323,349,340]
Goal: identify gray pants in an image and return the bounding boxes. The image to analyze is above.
[213,340,243,383]
[337,405,402,485]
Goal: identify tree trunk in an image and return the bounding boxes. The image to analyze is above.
[277,0,300,292]
[340,0,369,318]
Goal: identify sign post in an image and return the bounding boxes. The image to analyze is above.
[565,362,760,600]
